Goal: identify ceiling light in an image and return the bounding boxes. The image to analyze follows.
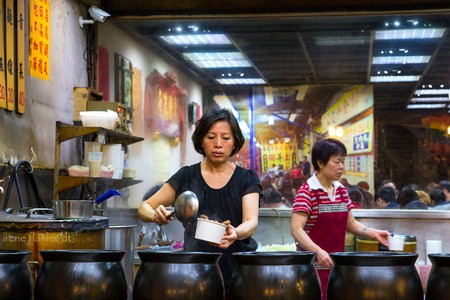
[267,115,274,126]
[160,34,231,45]
[372,56,430,64]
[183,52,252,68]
[407,103,446,109]
[315,36,368,46]
[375,28,445,40]
[216,78,266,85]
[415,89,449,95]
[370,75,420,82]
[411,97,449,102]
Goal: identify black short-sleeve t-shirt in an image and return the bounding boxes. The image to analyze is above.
[167,162,262,287]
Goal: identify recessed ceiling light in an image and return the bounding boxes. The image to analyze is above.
[411,97,449,102]
[183,52,252,68]
[315,36,368,46]
[372,56,430,64]
[375,28,445,40]
[160,34,231,45]
[216,78,266,85]
[370,75,420,82]
[407,103,446,109]
[415,89,450,95]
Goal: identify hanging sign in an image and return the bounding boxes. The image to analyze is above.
[0,0,6,109]
[5,0,15,111]
[16,0,25,113]
[29,0,50,80]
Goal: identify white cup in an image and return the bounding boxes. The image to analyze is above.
[88,151,103,177]
[388,236,405,251]
[426,240,442,265]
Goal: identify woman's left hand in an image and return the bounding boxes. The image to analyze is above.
[214,224,237,249]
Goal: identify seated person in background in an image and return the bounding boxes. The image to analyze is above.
[398,184,419,208]
[381,179,399,199]
[347,185,364,208]
[260,174,289,208]
[439,180,450,202]
[416,190,431,207]
[429,188,448,209]
[375,186,399,209]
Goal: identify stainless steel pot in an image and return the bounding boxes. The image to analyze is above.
[51,189,121,220]
[52,200,96,219]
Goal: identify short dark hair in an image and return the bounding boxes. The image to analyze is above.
[439,180,450,193]
[311,138,347,171]
[429,188,446,206]
[376,186,396,203]
[191,108,245,157]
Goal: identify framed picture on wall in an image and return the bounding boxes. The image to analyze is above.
[114,53,133,122]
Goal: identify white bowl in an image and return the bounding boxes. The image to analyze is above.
[195,218,227,244]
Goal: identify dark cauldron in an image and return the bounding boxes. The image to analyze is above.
[133,251,224,300]
[0,250,33,300]
[328,252,423,300]
[34,250,127,300]
[426,253,450,300]
[229,251,321,300]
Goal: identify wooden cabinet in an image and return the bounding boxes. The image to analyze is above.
[53,121,144,199]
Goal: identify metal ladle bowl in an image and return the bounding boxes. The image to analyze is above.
[173,191,199,224]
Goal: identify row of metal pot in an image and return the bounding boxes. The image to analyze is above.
[1,249,449,300]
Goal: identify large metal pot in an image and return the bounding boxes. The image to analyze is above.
[0,211,108,264]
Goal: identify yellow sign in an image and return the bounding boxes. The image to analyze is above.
[261,141,298,173]
[0,0,6,109]
[17,0,26,113]
[29,0,50,80]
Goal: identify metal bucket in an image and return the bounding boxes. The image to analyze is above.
[104,225,136,300]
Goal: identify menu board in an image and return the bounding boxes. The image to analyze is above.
[0,0,6,109]
[29,0,50,80]
[5,0,15,111]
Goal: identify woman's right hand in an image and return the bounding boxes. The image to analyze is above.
[153,204,174,225]
[316,248,334,269]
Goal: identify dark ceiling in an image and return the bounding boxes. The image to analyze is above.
[97,3,450,142]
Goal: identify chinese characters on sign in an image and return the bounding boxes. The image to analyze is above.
[17,0,25,113]
[5,0,15,111]
[29,0,50,81]
[0,0,6,109]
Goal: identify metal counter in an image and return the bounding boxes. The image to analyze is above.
[352,209,450,264]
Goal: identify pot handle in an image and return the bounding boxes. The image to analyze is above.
[26,208,54,218]
[95,188,121,204]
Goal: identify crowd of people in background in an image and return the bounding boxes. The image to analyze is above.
[260,156,312,208]
[260,158,450,211]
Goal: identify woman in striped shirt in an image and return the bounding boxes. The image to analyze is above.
[291,138,390,300]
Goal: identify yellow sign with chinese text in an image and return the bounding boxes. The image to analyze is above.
[0,0,6,109]
[17,0,25,113]
[29,0,50,80]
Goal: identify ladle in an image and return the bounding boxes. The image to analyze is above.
[167,190,199,224]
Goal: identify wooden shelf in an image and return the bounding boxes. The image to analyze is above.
[56,176,142,193]
[54,121,144,199]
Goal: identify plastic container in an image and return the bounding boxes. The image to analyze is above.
[195,218,226,244]
[79,110,119,130]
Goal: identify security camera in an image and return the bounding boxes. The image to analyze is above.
[88,6,110,23]
[79,6,110,28]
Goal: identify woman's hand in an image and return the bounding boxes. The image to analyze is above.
[213,224,237,249]
[372,229,390,247]
[316,248,333,269]
[152,204,174,225]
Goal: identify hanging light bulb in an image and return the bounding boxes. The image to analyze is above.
[329,126,336,137]
[336,127,344,137]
